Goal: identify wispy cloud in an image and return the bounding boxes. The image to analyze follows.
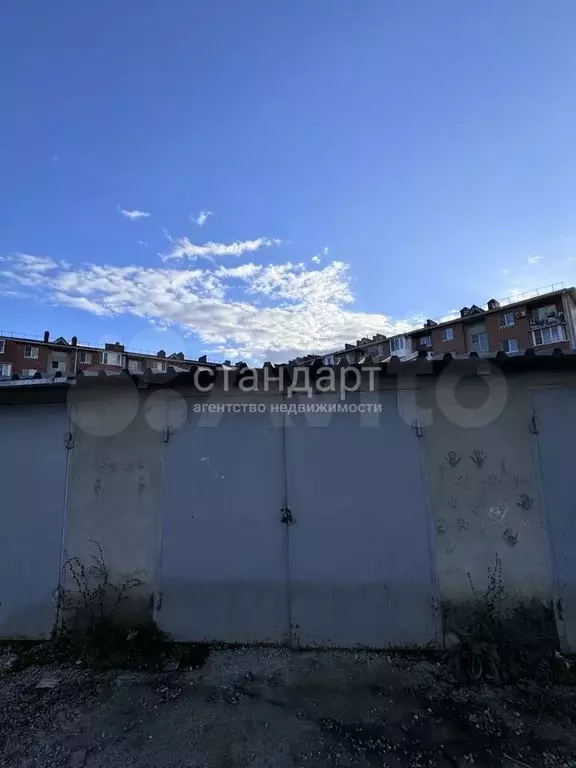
[118,206,151,220]
[162,228,173,243]
[0,251,411,363]
[191,210,213,227]
[527,255,544,265]
[312,255,321,264]
[163,237,281,262]
[137,241,148,248]
[501,268,511,275]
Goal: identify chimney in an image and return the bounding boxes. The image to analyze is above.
[157,349,166,358]
[43,331,49,343]
[460,307,470,318]
[198,354,207,363]
[71,336,78,346]
[176,352,185,360]
[224,360,231,366]
[425,319,438,328]
[487,298,501,311]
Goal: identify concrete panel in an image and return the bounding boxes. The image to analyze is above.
[421,375,553,605]
[286,391,438,648]
[0,404,68,637]
[65,388,164,605]
[158,395,289,643]
[532,388,576,650]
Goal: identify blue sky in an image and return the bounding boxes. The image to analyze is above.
[1,0,576,362]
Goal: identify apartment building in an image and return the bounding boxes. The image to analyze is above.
[0,331,212,378]
[305,285,576,368]
[403,285,576,360]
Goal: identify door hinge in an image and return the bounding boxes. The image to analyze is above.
[412,420,423,438]
[64,431,74,450]
[281,505,295,525]
[162,426,171,443]
[529,413,539,434]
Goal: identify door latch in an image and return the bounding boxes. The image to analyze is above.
[281,505,295,525]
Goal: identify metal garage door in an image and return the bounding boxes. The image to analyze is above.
[532,389,576,651]
[286,391,439,648]
[157,396,290,643]
[0,404,69,637]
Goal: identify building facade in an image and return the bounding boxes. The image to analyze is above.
[0,331,213,378]
[306,285,576,367]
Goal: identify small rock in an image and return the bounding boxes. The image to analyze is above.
[36,675,60,689]
[68,749,88,768]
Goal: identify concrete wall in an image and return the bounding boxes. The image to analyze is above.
[64,382,165,611]
[420,370,556,606]
[6,365,576,645]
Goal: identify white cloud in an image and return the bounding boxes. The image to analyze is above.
[162,228,173,243]
[501,268,511,275]
[163,236,281,262]
[0,252,411,363]
[118,206,151,220]
[323,246,329,256]
[312,255,321,264]
[191,210,213,227]
[527,255,544,265]
[137,241,148,248]
[4,253,58,272]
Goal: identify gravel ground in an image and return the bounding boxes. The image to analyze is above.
[1,646,576,768]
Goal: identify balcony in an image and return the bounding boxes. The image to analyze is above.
[529,310,566,329]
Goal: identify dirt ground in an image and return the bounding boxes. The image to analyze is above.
[1,646,576,768]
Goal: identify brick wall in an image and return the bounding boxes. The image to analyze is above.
[485,307,531,352]
[0,339,49,375]
[429,322,468,356]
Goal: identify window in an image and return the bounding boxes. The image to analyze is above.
[0,363,12,376]
[532,326,566,346]
[376,345,384,357]
[52,361,67,372]
[499,311,515,329]
[24,345,39,359]
[323,355,334,365]
[78,351,92,365]
[22,368,38,377]
[501,338,519,353]
[151,360,167,372]
[420,335,432,347]
[390,337,405,353]
[533,304,557,322]
[470,332,489,352]
[102,351,123,366]
[442,327,455,342]
[128,359,143,373]
[0,340,5,354]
